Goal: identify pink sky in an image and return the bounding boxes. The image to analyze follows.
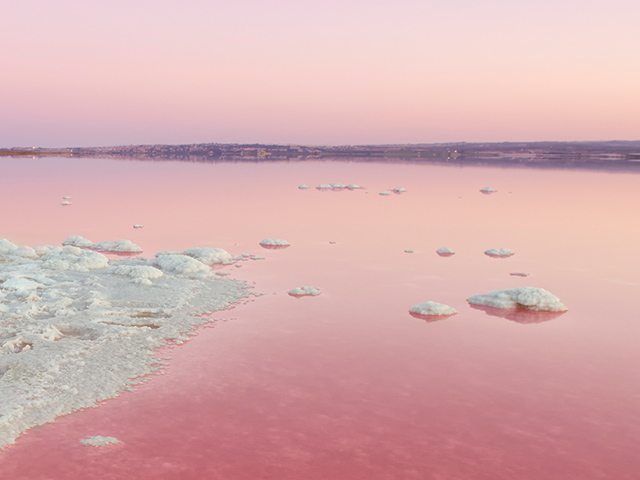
[1,0,639,147]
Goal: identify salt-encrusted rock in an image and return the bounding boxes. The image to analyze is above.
[133,224,144,229]
[409,302,456,316]
[81,436,120,447]
[183,248,232,265]
[60,201,72,206]
[485,248,514,257]
[392,187,406,193]
[404,249,414,253]
[288,286,321,297]
[346,184,362,190]
[331,183,345,189]
[467,287,567,311]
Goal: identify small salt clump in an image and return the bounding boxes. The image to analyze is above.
[62,235,93,248]
[409,302,456,316]
[288,286,321,297]
[61,201,72,206]
[81,436,120,447]
[485,248,514,257]
[392,187,406,193]
[346,184,362,190]
[480,187,497,194]
[62,196,72,199]
[331,183,345,189]
[379,191,391,196]
[133,224,144,229]
[316,184,332,190]
[467,287,567,311]
[436,247,455,256]
[298,185,309,189]
[404,249,414,253]
[259,239,290,248]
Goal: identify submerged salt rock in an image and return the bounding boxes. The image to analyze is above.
[467,287,567,311]
[111,265,164,279]
[480,187,497,194]
[288,286,321,297]
[42,246,109,271]
[436,247,455,256]
[298,184,309,189]
[259,239,290,248]
[510,272,530,277]
[92,239,142,253]
[81,436,120,447]
[183,248,232,265]
[409,302,456,316]
[0,239,19,254]
[485,248,514,257]
[62,235,93,248]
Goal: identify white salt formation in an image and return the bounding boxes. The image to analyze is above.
[404,249,414,253]
[60,201,72,206]
[133,224,144,229]
[62,196,72,200]
[409,302,456,316]
[259,239,290,248]
[392,187,406,193]
[436,247,455,255]
[298,185,309,189]
[331,183,346,189]
[288,286,321,296]
[346,184,362,190]
[485,248,514,257]
[0,239,248,449]
[316,184,332,190]
[480,187,497,193]
[379,191,391,196]
[81,436,120,447]
[467,287,567,311]
[62,235,143,253]
[183,248,233,265]
[510,272,530,277]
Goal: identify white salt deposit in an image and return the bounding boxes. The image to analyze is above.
[392,187,407,193]
[10,246,38,259]
[404,249,414,253]
[331,183,346,189]
[62,235,93,248]
[316,184,332,190]
[288,286,321,296]
[379,191,391,196]
[62,196,72,200]
[60,201,72,206]
[0,239,248,449]
[259,239,290,247]
[298,184,309,189]
[81,436,120,447]
[409,302,456,316]
[480,187,497,193]
[0,239,18,254]
[467,287,567,311]
[133,224,144,229]
[485,248,514,257]
[346,184,362,190]
[183,248,233,265]
[436,247,455,255]
[510,272,530,277]
[92,239,142,253]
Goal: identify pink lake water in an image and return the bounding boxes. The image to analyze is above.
[1,156,640,479]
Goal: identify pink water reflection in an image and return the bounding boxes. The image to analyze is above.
[1,157,640,479]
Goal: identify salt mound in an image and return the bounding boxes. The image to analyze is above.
[183,248,232,265]
[0,239,248,449]
[0,239,19,254]
[62,235,93,248]
[467,287,567,311]
[92,239,142,253]
[409,302,456,316]
[42,246,109,272]
[436,247,455,256]
[149,254,211,278]
[480,187,497,194]
[111,265,164,279]
[289,286,321,296]
[485,248,514,257]
[298,185,309,189]
[81,436,120,447]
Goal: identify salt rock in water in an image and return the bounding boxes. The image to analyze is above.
[298,185,309,189]
[510,272,530,277]
[467,287,567,311]
[392,187,407,193]
[404,249,414,253]
[183,248,232,265]
[92,239,142,253]
[62,196,72,200]
[485,248,514,258]
[480,187,497,194]
[316,184,332,190]
[60,201,72,206]
[42,246,109,272]
[436,247,455,256]
[379,191,391,196]
[133,224,144,229]
[346,184,362,190]
[288,286,321,297]
[0,239,19,254]
[259,239,290,249]
[409,302,456,316]
[81,436,120,447]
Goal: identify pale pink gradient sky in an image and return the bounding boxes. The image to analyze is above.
[1,0,639,147]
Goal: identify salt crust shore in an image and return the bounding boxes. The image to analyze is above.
[0,239,250,449]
